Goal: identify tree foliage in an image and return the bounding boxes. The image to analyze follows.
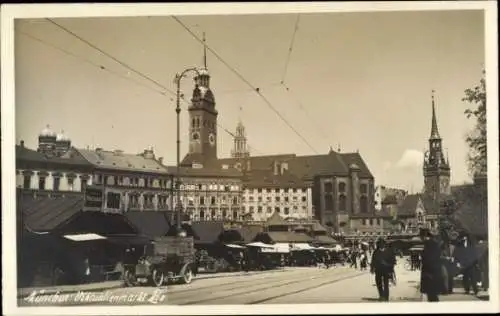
[463,70,487,176]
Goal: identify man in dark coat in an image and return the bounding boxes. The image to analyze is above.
[453,233,479,295]
[420,228,442,302]
[370,238,396,301]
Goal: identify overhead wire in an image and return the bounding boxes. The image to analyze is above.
[19,29,263,155]
[172,16,319,154]
[279,14,335,150]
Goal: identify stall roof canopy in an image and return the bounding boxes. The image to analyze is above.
[313,235,338,245]
[191,221,225,244]
[265,212,289,226]
[256,231,313,244]
[19,192,85,232]
[312,222,328,233]
[125,211,173,238]
[55,211,139,236]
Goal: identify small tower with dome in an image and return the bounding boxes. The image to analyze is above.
[38,124,57,157]
[55,129,72,156]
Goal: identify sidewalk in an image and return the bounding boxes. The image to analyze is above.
[18,280,124,299]
[18,268,286,299]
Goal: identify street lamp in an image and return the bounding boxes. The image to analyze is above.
[173,67,200,232]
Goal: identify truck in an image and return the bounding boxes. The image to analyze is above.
[123,236,196,287]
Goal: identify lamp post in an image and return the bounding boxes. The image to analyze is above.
[174,67,200,232]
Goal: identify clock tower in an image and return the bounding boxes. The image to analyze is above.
[183,33,218,167]
[423,90,451,198]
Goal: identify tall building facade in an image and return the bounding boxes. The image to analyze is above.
[374,185,408,211]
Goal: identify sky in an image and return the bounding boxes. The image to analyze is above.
[14,10,485,191]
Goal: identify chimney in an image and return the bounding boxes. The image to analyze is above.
[158,157,164,165]
[143,147,155,159]
[20,140,25,148]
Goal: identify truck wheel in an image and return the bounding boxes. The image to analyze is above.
[181,266,193,284]
[151,268,165,287]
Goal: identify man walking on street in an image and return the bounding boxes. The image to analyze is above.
[420,228,442,302]
[370,238,396,301]
[453,233,479,295]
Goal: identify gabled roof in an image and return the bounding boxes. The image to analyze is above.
[19,191,85,232]
[287,152,348,180]
[124,211,173,238]
[16,145,92,168]
[191,221,225,244]
[165,166,242,178]
[397,194,421,217]
[382,195,399,205]
[243,169,307,189]
[312,222,327,233]
[339,152,374,178]
[266,212,289,226]
[77,148,168,174]
[313,235,338,245]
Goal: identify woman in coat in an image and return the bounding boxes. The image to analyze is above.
[419,228,442,302]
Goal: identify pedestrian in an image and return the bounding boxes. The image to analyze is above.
[453,233,479,295]
[419,228,442,302]
[360,250,368,270]
[370,238,396,301]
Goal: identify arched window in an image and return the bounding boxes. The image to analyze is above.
[200,208,205,219]
[339,194,347,211]
[360,196,368,213]
[192,118,196,128]
[324,182,333,193]
[233,210,238,220]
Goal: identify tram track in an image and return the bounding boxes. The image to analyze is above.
[174,268,361,305]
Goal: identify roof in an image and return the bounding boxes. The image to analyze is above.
[16,145,92,168]
[266,212,289,226]
[397,194,421,217]
[124,211,173,237]
[165,166,242,178]
[243,169,307,189]
[191,221,226,244]
[236,225,264,243]
[181,153,220,169]
[339,152,374,178]
[312,222,327,233]
[257,231,314,243]
[55,211,139,236]
[313,235,338,245]
[19,191,85,232]
[382,195,399,205]
[218,154,296,171]
[76,148,168,174]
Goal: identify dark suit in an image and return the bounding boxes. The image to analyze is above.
[420,238,442,301]
[371,247,396,301]
[453,242,479,294]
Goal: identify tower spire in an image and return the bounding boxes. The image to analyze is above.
[430,89,440,140]
[203,32,207,69]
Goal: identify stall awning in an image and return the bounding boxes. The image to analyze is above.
[247,242,274,248]
[261,243,290,253]
[226,244,246,249]
[63,233,106,241]
[291,243,314,251]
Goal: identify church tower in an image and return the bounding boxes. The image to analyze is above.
[184,33,218,167]
[231,109,250,159]
[423,91,451,198]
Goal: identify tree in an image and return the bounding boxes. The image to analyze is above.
[463,70,487,176]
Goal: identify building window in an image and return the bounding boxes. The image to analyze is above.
[267,207,272,213]
[233,210,238,220]
[211,197,216,205]
[211,209,216,218]
[302,196,307,202]
[232,196,238,205]
[67,178,75,191]
[293,188,297,193]
[222,209,227,218]
[338,182,346,193]
[250,206,255,212]
[257,188,262,193]
[362,219,366,225]
[249,196,254,202]
[325,195,333,210]
[275,207,280,213]
[38,177,46,190]
[324,182,333,193]
[258,206,263,213]
[369,219,373,226]
[275,196,280,202]
[284,207,290,215]
[258,196,263,202]
[106,192,121,209]
[339,194,347,211]
[200,197,205,205]
[81,178,88,190]
[200,209,205,219]
[376,218,381,225]
[274,189,279,193]
[360,196,369,213]
[284,196,289,202]
[23,175,31,189]
[53,177,60,191]
[360,184,368,194]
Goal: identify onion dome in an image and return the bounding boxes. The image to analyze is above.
[39,124,56,137]
[56,130,70,142]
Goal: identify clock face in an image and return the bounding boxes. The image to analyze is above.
[208,133,216,146]
[192,132,200,142]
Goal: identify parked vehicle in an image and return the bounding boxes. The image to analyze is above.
[123,236,196,287]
